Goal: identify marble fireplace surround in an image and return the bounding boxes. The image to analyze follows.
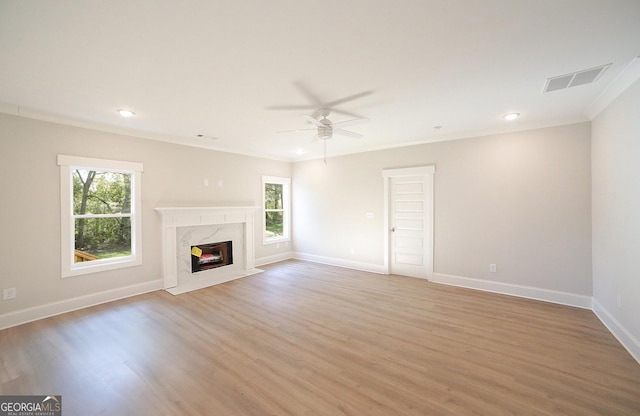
[155,205,263,295]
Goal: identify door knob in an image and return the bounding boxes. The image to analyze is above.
[391,227,396,232]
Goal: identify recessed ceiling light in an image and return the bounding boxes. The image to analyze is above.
[504,112,520,121]
[117,109,135,118]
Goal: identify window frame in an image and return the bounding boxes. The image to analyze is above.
[262,175,291,245]
[58,155,143,277]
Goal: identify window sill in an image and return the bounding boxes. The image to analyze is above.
[62,256,142,278]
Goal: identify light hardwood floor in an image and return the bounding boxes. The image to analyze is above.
[1,260,639,415]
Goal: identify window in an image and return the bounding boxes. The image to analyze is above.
[262,176,290,244]
[58,155,143,277]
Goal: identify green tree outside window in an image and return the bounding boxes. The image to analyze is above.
[73,170,132,261]
[265,183,284,237]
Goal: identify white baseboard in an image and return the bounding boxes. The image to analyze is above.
[592,298,640,364]
[0,279,163,330]
[431,273,593,309]
[255,251,295,267]
[293,252,386,274]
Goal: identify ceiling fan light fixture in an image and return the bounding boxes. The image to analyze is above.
[504,112,520,121]
[318,127,332,140]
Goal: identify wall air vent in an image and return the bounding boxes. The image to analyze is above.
[543,64,611,93]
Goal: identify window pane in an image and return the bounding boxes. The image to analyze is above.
[264,183,283,210]
[265,211,284,238]
[73,170,132,215]
[74,217,132,262]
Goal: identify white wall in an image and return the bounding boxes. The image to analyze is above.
[293,123,593,298]
[0,114,291,319]
[591,78,640,359]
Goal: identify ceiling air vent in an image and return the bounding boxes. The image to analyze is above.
[543,64,611,93]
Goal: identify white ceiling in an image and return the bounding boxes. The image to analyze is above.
[1,1,639,161]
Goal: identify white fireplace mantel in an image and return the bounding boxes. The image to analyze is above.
[155,205,261,294]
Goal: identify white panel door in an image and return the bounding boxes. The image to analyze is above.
[390,176,429,278]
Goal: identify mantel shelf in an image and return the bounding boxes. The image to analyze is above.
[154,205,258,216]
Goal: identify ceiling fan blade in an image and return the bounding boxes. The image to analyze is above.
[334,129,363,139]
[266,104,315,111]
[327,107,366,119]
[302,114,325,128]
[326,90,373,107]
[332,118,369,128]
[293,80,325,108]
[277,127,316,133]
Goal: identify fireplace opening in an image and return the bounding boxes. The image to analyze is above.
[191,241,233,273]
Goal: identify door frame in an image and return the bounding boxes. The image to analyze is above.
[382,165,435,277]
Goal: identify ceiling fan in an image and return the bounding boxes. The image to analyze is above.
[280,108,368,140]
[279,108,369,164]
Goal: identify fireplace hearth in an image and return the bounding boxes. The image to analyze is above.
[191,241,233,273]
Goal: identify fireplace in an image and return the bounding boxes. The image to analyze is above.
[155,204,263,295]
[191,241,233,273]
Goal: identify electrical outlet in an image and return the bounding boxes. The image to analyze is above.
[3,288,16,300]
[617,295,622,309]
[489,264,497,273]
